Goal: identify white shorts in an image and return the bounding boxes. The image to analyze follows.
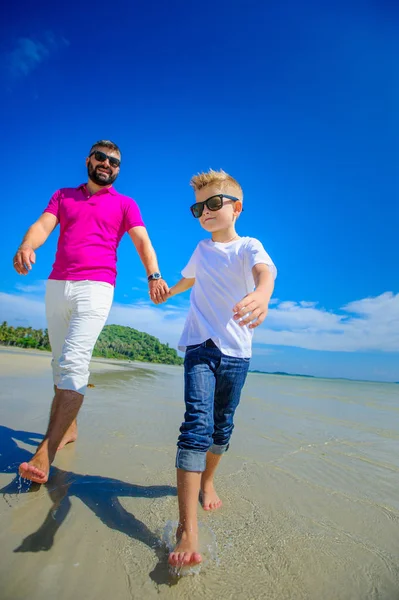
[45,280,114,394]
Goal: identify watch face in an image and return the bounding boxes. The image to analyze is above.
[149,272,161,280]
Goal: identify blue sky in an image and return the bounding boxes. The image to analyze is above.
[1,0,398,381]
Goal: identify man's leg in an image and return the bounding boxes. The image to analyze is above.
[41,281,78,450]
[169,344,218,567]
[19,281,113,484]
[200,355,250,511]
[19,389,83,484]
[50,386,78,450]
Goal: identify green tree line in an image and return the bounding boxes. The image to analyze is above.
[0,321,183,366]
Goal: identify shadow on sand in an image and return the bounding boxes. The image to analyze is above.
[0,425,178,587]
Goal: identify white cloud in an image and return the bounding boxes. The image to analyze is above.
[1,288,398,354]
[3,32,69,80]
[15,280,47,294]
[258,292,399,352]
[299,301,318,308]
[0,292,46,328]
[268,298,279,305]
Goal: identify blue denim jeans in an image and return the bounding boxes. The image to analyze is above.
[176,339,250,472]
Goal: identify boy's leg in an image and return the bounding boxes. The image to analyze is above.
[200,451,223,510]
[168,469,203,567]
[201,355,250,510]
[169,344,218,567]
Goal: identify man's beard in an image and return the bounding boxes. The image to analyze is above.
[88,162,118,186]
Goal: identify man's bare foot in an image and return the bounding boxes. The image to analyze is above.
[19,462,48,484]
[168,527,202,567]
[57,431,77,450]
[57,420,78,450]
[19,450,49,484]
[18,438,56,484]
[200,481,222,511]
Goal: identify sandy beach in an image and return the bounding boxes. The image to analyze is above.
[0,347,398,600]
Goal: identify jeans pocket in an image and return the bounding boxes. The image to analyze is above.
[185,344,202,353]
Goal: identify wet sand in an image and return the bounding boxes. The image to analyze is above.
[0,348,398,600]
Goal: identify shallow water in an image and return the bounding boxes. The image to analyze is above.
[0,349,398,599]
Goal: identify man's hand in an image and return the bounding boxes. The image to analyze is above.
[232,290,269,329]
[13,244,36,275]
[149,279,169,304]
[12,213,58,276]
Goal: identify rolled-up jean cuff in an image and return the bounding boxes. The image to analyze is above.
[209,443,229,455]
[175,448,207,472]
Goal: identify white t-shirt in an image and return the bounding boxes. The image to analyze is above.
[178,236,277,358]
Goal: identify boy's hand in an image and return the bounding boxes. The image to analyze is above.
[149,279,169,304]
[233,290,269,329]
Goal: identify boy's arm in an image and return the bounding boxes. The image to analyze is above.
[168,277,195,298]
[233,264,275,329]
[253,263,274,302]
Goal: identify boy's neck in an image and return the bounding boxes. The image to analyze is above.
[211,228,240,243]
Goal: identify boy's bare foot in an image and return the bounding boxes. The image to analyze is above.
[200,480,222,511]
[168,526,202,567]
[19,444,51,484]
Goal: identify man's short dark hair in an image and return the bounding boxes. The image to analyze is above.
[89,140,121,156]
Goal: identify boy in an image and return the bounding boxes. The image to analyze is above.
[166,169,277,567]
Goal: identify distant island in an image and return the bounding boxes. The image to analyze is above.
[0,322,183,366]
[1,321,397,383]
[250,370,315,378]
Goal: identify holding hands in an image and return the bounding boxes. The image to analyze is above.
[151,268,274,332]
[149,278,169,304]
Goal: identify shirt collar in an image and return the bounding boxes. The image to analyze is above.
[77,183,117,196]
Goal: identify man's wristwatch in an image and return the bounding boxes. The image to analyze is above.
[147,272,162,282]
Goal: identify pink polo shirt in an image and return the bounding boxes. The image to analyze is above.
[44,184,145,286]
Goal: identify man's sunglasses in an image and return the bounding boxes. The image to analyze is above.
[89,150,121,169]
[190,194,241,218]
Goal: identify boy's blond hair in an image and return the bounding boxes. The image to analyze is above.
[190,169,243,199]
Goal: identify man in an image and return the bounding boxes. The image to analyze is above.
[13,140,168,484]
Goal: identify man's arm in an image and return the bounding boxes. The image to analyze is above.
[168,277,195,298]
[233,264,275,329]
[13,212,59,275]
[128,226,169,304]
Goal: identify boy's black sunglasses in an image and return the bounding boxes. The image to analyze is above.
[89,150,121,169]
[190,194,241,218]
